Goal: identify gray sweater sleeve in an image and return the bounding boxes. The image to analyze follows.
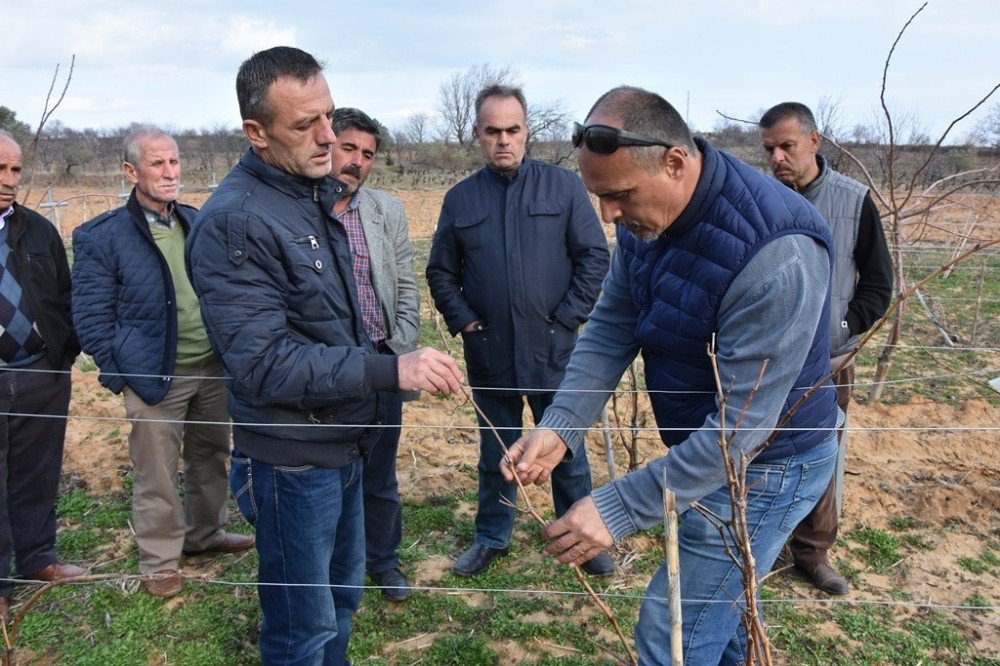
[541,234,831,541]
[538,245,642,453]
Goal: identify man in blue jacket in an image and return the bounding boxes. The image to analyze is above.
[427,85,613,578]
[72,127,253,599]
[187,47,463,665]
[505,87,840,664]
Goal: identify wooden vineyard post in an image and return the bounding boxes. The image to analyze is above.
[663,472,683,665]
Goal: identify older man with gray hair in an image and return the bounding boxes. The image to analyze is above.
[72,126,252,599]
[0,129,84,623]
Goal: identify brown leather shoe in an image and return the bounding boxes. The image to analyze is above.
[25,562,88,582]
[144,569,182,598]
[797,562,849,595]
[0,595,9,623]
[182,532,255,556]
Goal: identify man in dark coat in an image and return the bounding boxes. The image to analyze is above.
[427,85,613,577]
[0,130,84,623]
[187,47,463,664]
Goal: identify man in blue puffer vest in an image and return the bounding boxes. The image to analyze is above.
[504,86,840,664]
[73,127,254,599]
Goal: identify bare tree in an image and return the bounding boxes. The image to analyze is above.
[437,63,517,146]
[972,101,1000,147]
[818,3,999,401]
[403,111,432,144]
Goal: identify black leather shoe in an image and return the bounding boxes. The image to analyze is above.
[580,551,616,577]
[453,544,509,577]
[796,562,849,595]
[371,568,412,601]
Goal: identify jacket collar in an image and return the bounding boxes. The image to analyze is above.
[485,156,530,186]
[240,147,348,204]
[799,154,829,199]
[663,137,724,240]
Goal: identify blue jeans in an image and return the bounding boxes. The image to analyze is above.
[472,390,594,548]
[635,434,838,665]
[231,451,365,666]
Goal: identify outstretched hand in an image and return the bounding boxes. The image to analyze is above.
[397,348,463,395]
[501,428,569,486]
[542,496,615,565]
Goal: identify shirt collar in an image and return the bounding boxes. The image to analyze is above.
[141,201,176,230]
[0,205,14,231]
[342,189,361,212]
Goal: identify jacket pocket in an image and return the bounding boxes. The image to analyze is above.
[27,252,58,282]
[546,319,577,371]
[460,326,494,378]
[287,235,330,275]
[455,213,489,251]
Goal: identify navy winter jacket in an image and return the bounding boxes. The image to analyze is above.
[426,158,609,393]
[186,149,397,469]
[72,193,197,404]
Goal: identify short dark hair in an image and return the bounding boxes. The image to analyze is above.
[585,86,697,165]
[331,108,382,152]
[758,102,817,133]
[237,46,325,125]
[474,85,527,124]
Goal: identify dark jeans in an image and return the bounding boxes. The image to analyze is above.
[363,392,403,575]
[471,390,594,549]
[231,452,365,666]
[790,364,853,567]
[0,356,71,596]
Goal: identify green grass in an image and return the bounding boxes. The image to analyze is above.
[18,479,998,665]
[847,525,903,572]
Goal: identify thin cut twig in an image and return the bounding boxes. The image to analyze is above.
[457,385,637,666]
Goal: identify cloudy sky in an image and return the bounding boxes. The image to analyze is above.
[5,1,998,140]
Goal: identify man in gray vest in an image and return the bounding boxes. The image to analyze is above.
[759,102,892,595]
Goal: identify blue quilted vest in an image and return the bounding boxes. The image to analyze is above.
[618,139,837,462]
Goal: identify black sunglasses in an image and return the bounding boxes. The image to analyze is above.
[572,122,674,154]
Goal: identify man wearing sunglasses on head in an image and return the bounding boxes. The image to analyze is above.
[504,86,839,665]
[427,85,613,579]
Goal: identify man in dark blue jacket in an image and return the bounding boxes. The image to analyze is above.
[186,47,462,665]
[73,127,253,599]
[426,85,613,577]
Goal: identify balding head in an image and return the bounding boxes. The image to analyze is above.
[585,86,697,169]
[0,131,24,211]
[577,86,702,242]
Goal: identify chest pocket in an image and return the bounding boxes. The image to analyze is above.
[454,213,488,251]
[287,235,330,275]
[527,202,566,245]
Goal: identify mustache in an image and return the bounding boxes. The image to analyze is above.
[340,165,362,179]
[0,188,16,196]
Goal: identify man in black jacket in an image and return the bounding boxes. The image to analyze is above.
[187,47,463,665]
[0,130,85,622]
[426,86,613,577]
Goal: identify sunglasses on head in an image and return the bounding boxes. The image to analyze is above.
[571,122,674,154]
